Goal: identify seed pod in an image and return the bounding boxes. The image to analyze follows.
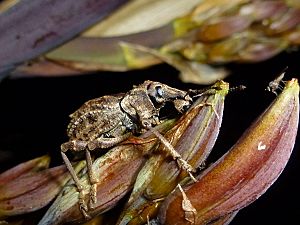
[197,15,252,42]
[0,155,50,185]
[0,156,83,218]
[117,81,229,225]
[158,79,299,225]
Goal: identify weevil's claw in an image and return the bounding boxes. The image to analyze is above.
[78,191,91,220]
[80,207,91,220]
[177,184,197,224]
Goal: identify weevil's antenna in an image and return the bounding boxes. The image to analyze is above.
[188,87,220,99]
[189,84,246,98]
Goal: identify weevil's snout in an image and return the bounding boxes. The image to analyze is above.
[173,99,192,113]
[146,81,189,104]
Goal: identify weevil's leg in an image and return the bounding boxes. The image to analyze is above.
[61,140,87,152]
[195,102,219,120]
[148,102,217,182]
[189,87,218,98]
[84,149,98,207]
[148,127,197,182]
[86,133,132,207]
[60,150,90,219]
[206,102,219,120]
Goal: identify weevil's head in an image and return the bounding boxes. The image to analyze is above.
[144,81,192,111]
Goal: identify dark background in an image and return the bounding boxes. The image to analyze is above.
[0,50,299,225]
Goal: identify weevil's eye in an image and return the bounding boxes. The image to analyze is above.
[155,86,164,98]
[147,82,165,104]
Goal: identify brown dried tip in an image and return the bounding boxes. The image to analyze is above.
[159,78,299,225]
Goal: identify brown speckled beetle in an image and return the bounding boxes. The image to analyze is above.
[61,80,201,218]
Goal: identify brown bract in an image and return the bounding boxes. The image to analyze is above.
[0,155,50,185]
[158,79,299,225]
[0,156,80,218]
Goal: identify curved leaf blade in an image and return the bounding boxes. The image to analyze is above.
[0,0,128,74]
